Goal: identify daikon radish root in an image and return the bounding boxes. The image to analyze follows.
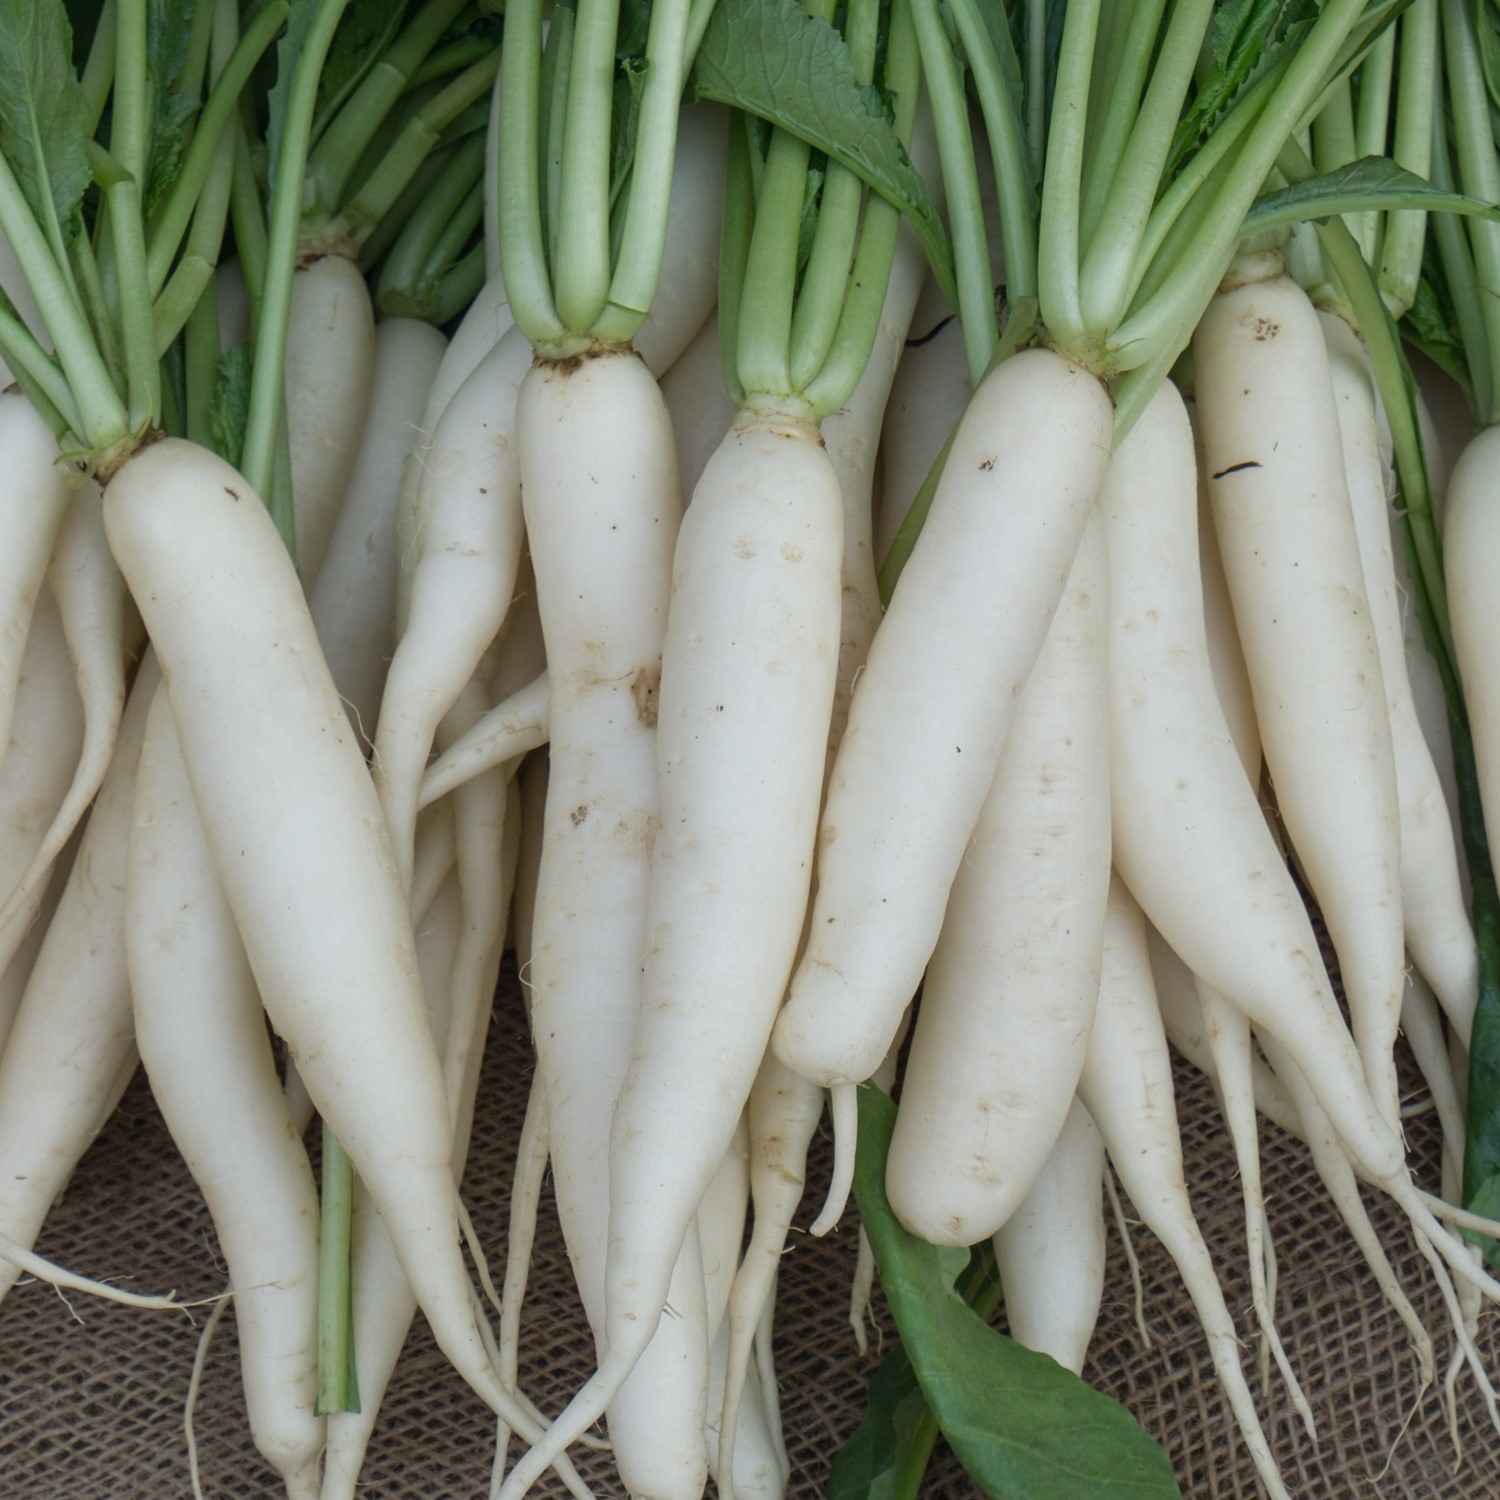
[775,349,1113,1098]
[1079,876,1289,1500]
[885,515,1111,1246]
[1146,927,1302,1141]
[518,348,711,1499]
[0,481,135,937]
[872,275,968,568]
[0,393,80,790]
[101,440,571,1460]
[1101,377,1405,1188]
[309,315,448,743]
[0,584,85,1046]
[992,1096,1107,1374]
[285,254,376,584]
[0,655,159,1307]
[1321,309,1477,1045]
[127,690,323,1500]
[1194,273,1405,1125]
[717,1053,824,1500]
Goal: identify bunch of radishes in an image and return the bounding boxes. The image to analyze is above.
[7,0,1500,1496]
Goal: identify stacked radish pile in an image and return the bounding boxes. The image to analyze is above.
[7,0,1500,1496]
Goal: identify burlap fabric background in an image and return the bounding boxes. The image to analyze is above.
[0,958,1491,1498]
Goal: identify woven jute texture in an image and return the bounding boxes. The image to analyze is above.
[0,960,1492,1499]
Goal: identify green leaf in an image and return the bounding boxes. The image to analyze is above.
[207,339,251,468]
[853,1084,1182,1500]
[827,1339,940,1500]
[1472,0,1500,115]
[1241,157,1500,239]
[690,0,955,303]
[1403,264,1473,398]
[0,0,92,249]
[267,0,320,180]
[313,0,408,143]
[143,0,200,218]
[1167,0,1316,176]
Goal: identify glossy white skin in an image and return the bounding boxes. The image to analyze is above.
[520,350,702,1500]
[285,254,376,584]
[699,1115,750,1343]
[1448,424,1500,990]
[873,276,968,567]
[705,1315,786,1500]
[499,407,844,1500]
[1146,925,1301,1140]
[0,482,133,939]
[717,1050,822,1500]
[309,316,448,745]
[391,275,517,634]
[1321,312,1477,1045]
[1194,277,1405,1125]
[1255,1029,1435,1386]
[885,516,1111,1246]
[0,585,84,1047]
[0,395,78,791]
[101,441,551,1450]
[1100,377,1403,1185]
[821,186,930,761]
[774,349,1113,1094]
[1078,877,1289,1500]
[661,310,738,501]
[991,1097,1105,1375]
[419,671,549,809]
[1401,967,1466,1200]
[377,321,532,891]
[0,654,155,1305]
[127,690,322,1500]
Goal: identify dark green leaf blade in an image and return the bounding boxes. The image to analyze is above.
[208,339,252,468]
[144,0,200,217]
[314,0,408,141]
[1167,0,1316,176]
[690,0,954,303]
[827,1339,939,1500]
[0,0,91,248]
[853,1085,1182,1499]
[1241,158,1500,239]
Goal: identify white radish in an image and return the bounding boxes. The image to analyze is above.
[1099,376,1404,1185]
[0,393,79,789]
[1321,310,1478,1045]
[0,583,84,1046]
[0,654,157,1306]
[1078,876,1288,1500]
[1194,275,1405,1122]
[519,347,711,1500]
[773,349,1113,1099]
[991,1096,1106,1374]
[418,671,549,810]
[285,255,377,583]
[718,1052,824,1500]
[661,310,738,500]
[376,322,531,891]
[127,689,323,1500]
[884,514,1111,1246]
[1146,928,1302,1141]
[873,278,968,568]
[0,481,135,936]
[100,440,570,1457]
[499,400,845,1498]
[309,315,448,742]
